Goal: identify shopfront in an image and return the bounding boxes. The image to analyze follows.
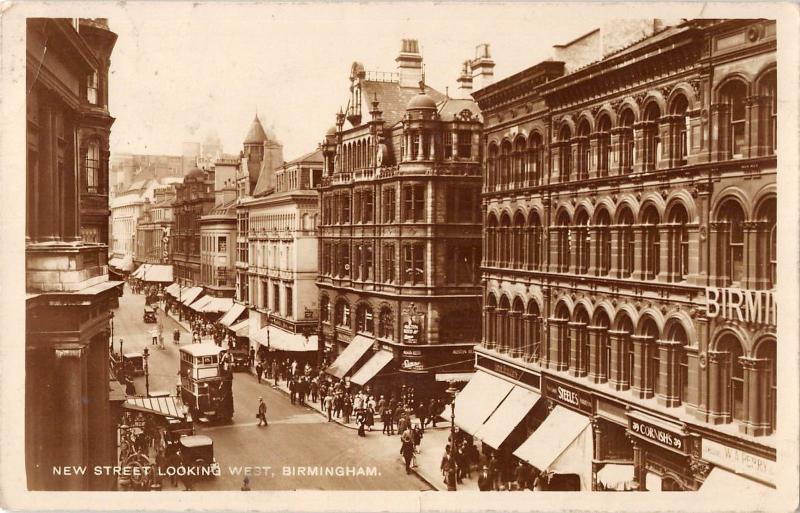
[625,410,696,491]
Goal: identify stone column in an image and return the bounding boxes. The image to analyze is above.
[743,221,760,289]
[483,305,495,349]
[547,318,563,370]
[741,357,771,436]
[496,307,508,352]
[588,226,599,276]
[54,344,89,490]
[657,225,670,281]
[549,227,561,273]
[568,227,579,274]
[416,130,424,161]
[38,97,58,241]
[709,103,730,161]
[429,131,436,160]
[706,351,731,423]
[632,122,646,173]
[568,322,584,376]
[609,225,621,277]
[630,335,651,398]
[510,310,522,357]
[747,96,770,157]
[630,226,645,280]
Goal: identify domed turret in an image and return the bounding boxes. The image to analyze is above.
[407,91,437,111]
[325,125,337,136]
[186,167,205,180]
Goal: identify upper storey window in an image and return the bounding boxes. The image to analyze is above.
[619,109,635,173]
[85,141,100,193]
[558,125,572,182]
[457,130,472,158]
[671,95,690,164]
[596,115,611,177]
[720,80,748,158]
[87,71,98,105]
[759,70,777,154]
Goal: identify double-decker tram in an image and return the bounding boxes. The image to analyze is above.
[179,343,234,422]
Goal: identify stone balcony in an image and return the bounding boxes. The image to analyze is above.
[26,241,109,293]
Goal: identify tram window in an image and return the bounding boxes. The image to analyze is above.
[203,356,213,365]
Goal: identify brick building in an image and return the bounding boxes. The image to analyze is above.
[463,19,776,492]
[316,40,488,399]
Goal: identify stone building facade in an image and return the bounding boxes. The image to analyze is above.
[469,19,776,491]
[172,167,215,286]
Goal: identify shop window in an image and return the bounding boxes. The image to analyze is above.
[716,199,746,286]
[378,307,394,339]
[720,80,748,158]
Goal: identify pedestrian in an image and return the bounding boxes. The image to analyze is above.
[364,404,375,432]
[255,362,263,384]
[151,327,159,346]
[514,460,526,491]
[377,395,386,418]
[400,428,415,474]
[125,375,136,396]
[416,402,428,433]
[249,348,255,369]
[271,360,278,385]
[356,410,366,437]
[412,424,423,454]
[257,397,268,427]
[333,393,343,419]
[343,394,352,424]
[310,378,319,403]
[324,393,333,422]
[166,445,180,487]
[288,378,296,405]
[392,405,403,435]
[428,398,439,427]
[173,328,180,345]
[441,445,454,485]
[382,406,393,435]
[478,465,492,491]
[241,475,251,491]
[489,453,501,491]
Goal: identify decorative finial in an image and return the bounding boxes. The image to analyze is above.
[419,64,426,93]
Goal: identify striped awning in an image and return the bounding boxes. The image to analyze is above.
[165,283,181,297]
[124,395,186,419]
[229,318,250,336]
[219,303,247,327]
[201,297,234,313]
[181,287,204,306]
[190,295,213,312]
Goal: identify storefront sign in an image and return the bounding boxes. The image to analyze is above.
[544,378,592,414]
[627,413,686,453]
[403,320,420,344]
[402,349,422,357]
[706,287,776,326]
[475,355,541,389]
[701,438,775,485]
[401,359,424,371]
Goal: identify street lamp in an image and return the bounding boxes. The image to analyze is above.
[143,347,150,397]
[446,385,459,491]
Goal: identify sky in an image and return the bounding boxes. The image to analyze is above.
[105,3,704,162]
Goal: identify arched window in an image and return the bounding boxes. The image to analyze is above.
[640,317,660,398]
[618,207,635,278]
[720,80,748,158]
[596,115,611,177]
[664,321,689,405]
[513,212,526,268]
[575,307,590,375]
[668,204,690,281]
[526,300,541,362]
[595,209,612,275]
[755,197,776,289]
[559,125,572,182]
[643,102,661,171]
[486,214,498,266]
[487,144,499,189]
[356,303,374,334]
[485,293,498,347]
[511,298,525,356]
[378,306,393,340]
[618,316,635,390]
[334,299,350,328]
[554,302,571,370]
[500,141,513,189]
[593,310,611,383]
[670,94,690,164]
[716,199,746,285]
[641,205,660,280]
[756,339,776,434]
[513,136,527,187]
[576,119,591,181]
[556,210,571,273]
[527,211,542,270]
[498,295,512,353]
[717,335,745,422]
[758,70,777,154]
[528,133,543,185]
[575,210,590,274]
[619,109,636,173]
[499,213,511,266]
[320,295,330,323]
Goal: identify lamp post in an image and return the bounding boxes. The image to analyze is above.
[143,347,150,397]
[119,338,125,380]
[446,385,458,491]
[109,311,115,353]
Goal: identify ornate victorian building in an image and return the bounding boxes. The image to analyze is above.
[25,18,119,490]
[316,40,487,396]
[467,19,776,492]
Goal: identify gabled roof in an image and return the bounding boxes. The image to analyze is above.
[285,148,323,166]
[359,80,446,128]
[437,98,482,122]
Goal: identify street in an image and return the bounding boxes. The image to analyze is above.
[112,286,432,491]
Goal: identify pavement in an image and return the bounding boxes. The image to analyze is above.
[113,285,436,491]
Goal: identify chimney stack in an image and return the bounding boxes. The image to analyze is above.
[470,43,495,91]
[396,39,423,89]
[456,60,473,98]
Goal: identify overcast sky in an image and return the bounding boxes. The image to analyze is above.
[106,3,708,161]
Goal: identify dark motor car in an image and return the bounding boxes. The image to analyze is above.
[143,306,157,323]
[179,435,220,477]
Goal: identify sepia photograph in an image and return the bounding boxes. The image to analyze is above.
[0,1,798,511]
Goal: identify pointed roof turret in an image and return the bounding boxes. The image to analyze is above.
[244,114,269,145]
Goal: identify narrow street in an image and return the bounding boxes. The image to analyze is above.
[112,286,432,491]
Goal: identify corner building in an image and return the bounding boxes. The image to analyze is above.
[465,19,776,491]
[317,40,486,399]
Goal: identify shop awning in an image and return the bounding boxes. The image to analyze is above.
[435,372,474,383]
[140,264,173,283]
[124,395,186,420]
[513,405,592,479]
[109,255,134,272]
[596,463,636,491]
[474,386,542,449]
[266,326,318,352]
[326,335,374,379]
[350,350,393,386]
[165,283,181,297]
[181,287,204,305]
[452,370,514,435]
[219,303,247,327]
[131,264,148,278]
[700,467,774,493]
[229,318,250,336]
[190,295,213,312]
[201,297,234,313]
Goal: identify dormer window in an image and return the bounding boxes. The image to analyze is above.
[87,71,98,105]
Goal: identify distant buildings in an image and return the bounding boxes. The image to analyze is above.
[25,18,119,491]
